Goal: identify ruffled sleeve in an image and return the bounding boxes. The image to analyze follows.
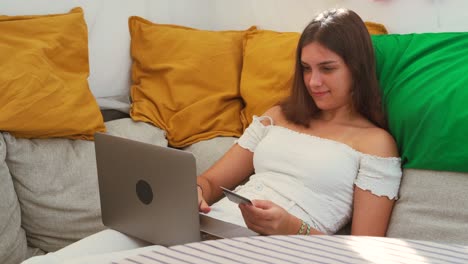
[354,155,402,200]
[236,116,273,152]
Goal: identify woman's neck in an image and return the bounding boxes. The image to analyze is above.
[316,105,360,124]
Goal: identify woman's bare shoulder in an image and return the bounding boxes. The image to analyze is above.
[261,106,285,125]
[263,105,283,118]
[356,127,399,158]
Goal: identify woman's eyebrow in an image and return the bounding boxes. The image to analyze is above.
[300,60,339,66]
[317,60,338,66]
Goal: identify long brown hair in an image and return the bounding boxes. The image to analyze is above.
[280,8,387,129]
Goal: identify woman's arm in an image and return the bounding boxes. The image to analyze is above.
[198,107,279,212]
[197,144,254,206]
[351,127,400,236]
[351,188,395,236]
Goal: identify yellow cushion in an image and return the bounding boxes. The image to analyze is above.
[240,30,300,128]
[0,7,105,140]
[365,21,389,35]
[129,16,254,147]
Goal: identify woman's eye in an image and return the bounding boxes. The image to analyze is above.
[321,67,335,72]
[302,65,311,72]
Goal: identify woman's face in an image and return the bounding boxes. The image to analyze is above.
[301,41,354,111]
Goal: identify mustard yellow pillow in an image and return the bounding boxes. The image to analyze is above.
[240,30,300,128]
[129,16,254,147]
[0,7,105,140]
[365,21,389,35]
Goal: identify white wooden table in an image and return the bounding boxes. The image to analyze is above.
[113,235,468,264]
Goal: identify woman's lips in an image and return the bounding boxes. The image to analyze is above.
[312,91,329,97]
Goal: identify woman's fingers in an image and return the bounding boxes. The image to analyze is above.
[251,199,274,209]
[199,199,211,213]
[239,200,293,235]
[198,188,211,213]
[239,204,266,234]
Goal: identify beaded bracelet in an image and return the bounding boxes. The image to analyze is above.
[297,220,312,235]
[305,222,311,235]
[297,220,306,235]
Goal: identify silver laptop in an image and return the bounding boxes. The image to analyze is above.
[94,132,257,246]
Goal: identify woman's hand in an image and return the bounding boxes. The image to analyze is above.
[239,200,300,235]
[198,185,211,213]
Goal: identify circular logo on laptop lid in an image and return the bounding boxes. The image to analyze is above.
[136,180,153,205]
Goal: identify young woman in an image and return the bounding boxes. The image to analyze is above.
[197,8,402,236]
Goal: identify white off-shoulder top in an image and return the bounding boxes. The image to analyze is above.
[208,116,402,234]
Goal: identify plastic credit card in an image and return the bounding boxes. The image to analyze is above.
[220,186,252,205]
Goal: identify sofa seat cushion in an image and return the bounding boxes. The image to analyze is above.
[27,247,45,259]
[0,133,28,263]
[4,118,168,253]
[387,169,468,245]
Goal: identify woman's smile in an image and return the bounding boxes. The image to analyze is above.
[311,91,329,97]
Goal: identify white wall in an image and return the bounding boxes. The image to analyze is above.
[209,0,468,33]
[4,0,460,34]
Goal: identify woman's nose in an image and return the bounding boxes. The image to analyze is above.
[309,71,322,87]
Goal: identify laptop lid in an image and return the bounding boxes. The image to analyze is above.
[94,133,201,246]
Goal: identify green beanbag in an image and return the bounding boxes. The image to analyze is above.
[373,33,468,172]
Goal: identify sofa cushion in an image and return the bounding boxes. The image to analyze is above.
[27,247,45,259]
[364,21,388,35]
[129,16,254,147]
[183,137,237,176]
[3,118,167,252]
[387,169,468,245]
[239,30,299,129]
[373,33,468,172]
[3,132,102,253]
[0,7,105,140]
[104,118,168,146]
[0,133,28,263]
